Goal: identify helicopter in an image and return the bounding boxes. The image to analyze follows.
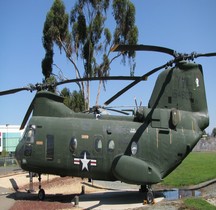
[1,44,216,203]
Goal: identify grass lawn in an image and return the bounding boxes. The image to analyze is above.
[183,198,216,210]
[162,152,216,187]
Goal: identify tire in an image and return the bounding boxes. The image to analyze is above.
[38,189,45,200]
[147,190,154,204]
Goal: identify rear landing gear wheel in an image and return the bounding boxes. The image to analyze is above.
[140,185,155,204]
[37,174,45,200]
[38,188,45,201]
[147,189,154,204]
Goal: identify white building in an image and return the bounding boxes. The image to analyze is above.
[0,125,23,154]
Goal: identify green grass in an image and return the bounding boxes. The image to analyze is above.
[183,198,216,210]
[162,152,216,187]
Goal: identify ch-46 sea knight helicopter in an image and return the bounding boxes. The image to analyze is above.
[1,44,216,203]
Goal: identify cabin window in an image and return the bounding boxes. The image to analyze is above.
[95,138,102,152]
[131,141,138,155]
[108,140,115,151]
[46,135,54,161]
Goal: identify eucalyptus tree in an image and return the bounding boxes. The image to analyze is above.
[42,0,138,109]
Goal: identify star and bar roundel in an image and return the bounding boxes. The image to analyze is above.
[74,151,97,171]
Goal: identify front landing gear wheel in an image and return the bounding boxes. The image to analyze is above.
[147,190,154,204]
[38,189,45,200]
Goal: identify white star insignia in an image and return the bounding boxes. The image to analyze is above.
[81,152,90,171]
[74,152,97,171]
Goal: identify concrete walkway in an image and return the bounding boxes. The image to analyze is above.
[76,190,164,209]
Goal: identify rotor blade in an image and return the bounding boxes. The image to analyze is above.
[55,76,148,86]
[105,108,130,115]
[196,52,216,58]
[111,44,176,57]
[0,87,31,96]
[20,97,35,130]
[0,77,146,96]
[104,62,168,106]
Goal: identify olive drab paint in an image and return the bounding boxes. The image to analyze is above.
[15,62,208,186]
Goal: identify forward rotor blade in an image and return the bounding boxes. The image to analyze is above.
[55,76,148,86]
[111,44,176,57]
[104,63,168,106]
[20,97,35,130]
[0,77,146,97]
[0,87,31,96]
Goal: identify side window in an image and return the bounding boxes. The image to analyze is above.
[46,135,54,161]
[95,138,103,152]
[108,140,115,152]
[94,135,103,152]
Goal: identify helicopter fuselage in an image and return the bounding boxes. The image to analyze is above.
[15,62,209,186]
[15,106,205,185]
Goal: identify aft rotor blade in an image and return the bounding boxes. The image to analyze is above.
[196,52,216,58]
[0,87,31,96]
[111,44,176,57]
[20,97,35,130]
[104,63,168,106]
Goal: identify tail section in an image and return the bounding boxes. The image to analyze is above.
[149,61,208,112]
[148,61,208,130]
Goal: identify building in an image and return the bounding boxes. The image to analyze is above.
[0,125,23,154]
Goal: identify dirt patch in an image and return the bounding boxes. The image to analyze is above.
[7,175,107,210]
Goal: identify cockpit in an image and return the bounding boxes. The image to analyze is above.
[15,125,36,166]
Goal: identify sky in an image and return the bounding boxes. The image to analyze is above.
[1,0,216,134]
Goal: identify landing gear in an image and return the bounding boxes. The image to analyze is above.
[38,188,45,200]
[140,185,154,204]
[27,172,35,193]
[37,174,45,200]
[146,189,154,204]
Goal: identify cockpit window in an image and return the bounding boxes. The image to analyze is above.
[23,125,35,157]
[23,125,35,143]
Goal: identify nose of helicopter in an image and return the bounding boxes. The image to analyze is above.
[15,140,24,167]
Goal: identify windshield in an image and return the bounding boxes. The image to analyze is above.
[22,125,36,143]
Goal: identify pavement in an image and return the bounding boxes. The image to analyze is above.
[0,187,15,210]
[0,166,23,210]
[76,190,164,210]
[0,166,21,177]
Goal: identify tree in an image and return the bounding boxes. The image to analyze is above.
[211,128,216,138]
[42,0,138,110]
[42,0,70,78]
[61,88,85,112]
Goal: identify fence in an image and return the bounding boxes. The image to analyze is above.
[0,156,17,167]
